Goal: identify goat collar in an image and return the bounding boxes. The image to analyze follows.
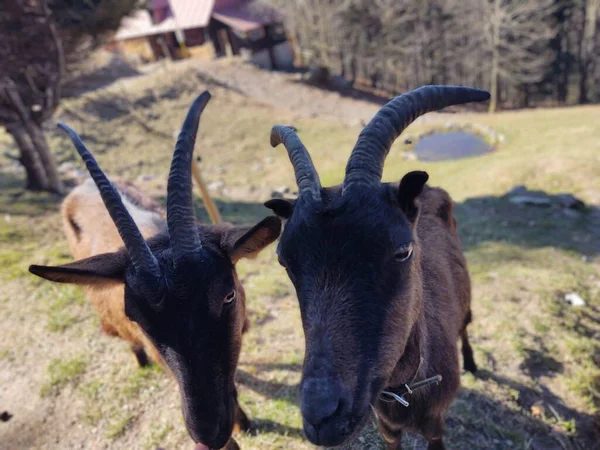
[380,369,443,407]
[380,334,442,407]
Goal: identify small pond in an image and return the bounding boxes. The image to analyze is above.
[413,131,494,162]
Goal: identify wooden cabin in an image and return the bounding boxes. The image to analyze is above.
[114,0,291,69]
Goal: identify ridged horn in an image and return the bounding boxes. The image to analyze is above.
[167,91,211,262]
[343,85,490,193]
[58,123,160,278]
[270,125,321,201]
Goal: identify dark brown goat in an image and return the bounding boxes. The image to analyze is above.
[29,92,281,450]
[264,86,489,449]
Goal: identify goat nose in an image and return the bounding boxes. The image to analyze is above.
[301,377,342,426]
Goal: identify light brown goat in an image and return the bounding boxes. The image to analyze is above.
[61,179,167,366]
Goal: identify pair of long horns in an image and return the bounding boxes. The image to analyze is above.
[271,86,491,199]
[58,91,211,276]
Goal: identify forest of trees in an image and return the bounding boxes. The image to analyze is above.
[278,0,599,111]
[1,0,597,192]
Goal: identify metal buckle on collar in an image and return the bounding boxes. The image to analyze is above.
[380,374,443,408]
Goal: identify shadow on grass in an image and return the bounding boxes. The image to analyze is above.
[289,76,388,107]
[0,170,271,225]
[62,55,141,99]
[455,192,600,257]
[519,348,564,378]
[194,72,247,98]
[236,368,304,440]
[573,305,600,340]
[235,366,598,449]
[0,169,64,216]
[290,76,489,115]
[461,371,600,449]
[236,369,298,406]
[191,189,600,257]
[249,362,302,372]
[191,197,272,225]
[247,418,304,440]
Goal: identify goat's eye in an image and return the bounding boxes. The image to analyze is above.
[224,290,236,304]
[394,243,414,262]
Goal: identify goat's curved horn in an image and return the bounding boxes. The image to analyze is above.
[167,91,211,262]
[270,125,321,201]
[343,86,490,193]
[58,123,160,278]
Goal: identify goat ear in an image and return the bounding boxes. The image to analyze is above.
[398,171,429,221]
[29,251,128,286]
[222,216,282,263]
[264,199,295,219]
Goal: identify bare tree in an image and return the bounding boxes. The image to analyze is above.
[277,0,593,110]
[0,0,141,194]
[578,0,599,103]
[282,0,340,70]
[0,0,64,193]
[484,0,559,112]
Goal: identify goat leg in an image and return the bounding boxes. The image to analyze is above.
[461,330,477,373]
[384,436,404,450]
[376,417,404,449]
[233,397,251,433]
[427,438,446,450]
[421,415,446,450]
[460,310,478,373]
[224,438,241,450]
[131,343,150,367]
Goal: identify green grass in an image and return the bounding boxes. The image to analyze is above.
[40,356,88,397]
[46,285,87,332]
[80,380,104,426]
[0,60,598,449]
[120,364,162,398]
[144,421,174,449]
[0,348,15,362]
[105,409,135,439]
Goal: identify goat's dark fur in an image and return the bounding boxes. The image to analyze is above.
[29,93,281,450]
[265,86,488,449]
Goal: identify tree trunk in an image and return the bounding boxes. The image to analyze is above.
[552,3,571,104]
[6,123,49,191]
[5,81,63,193]
[520,84,530,109]
[27,121,63,193]
[350,54,357,85]
[489,0,500,113]
[557,57,570,103]
[578,0,599,104]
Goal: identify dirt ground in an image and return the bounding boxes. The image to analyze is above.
[1,55,599,450]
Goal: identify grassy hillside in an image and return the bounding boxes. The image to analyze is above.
[0,62,598,450]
